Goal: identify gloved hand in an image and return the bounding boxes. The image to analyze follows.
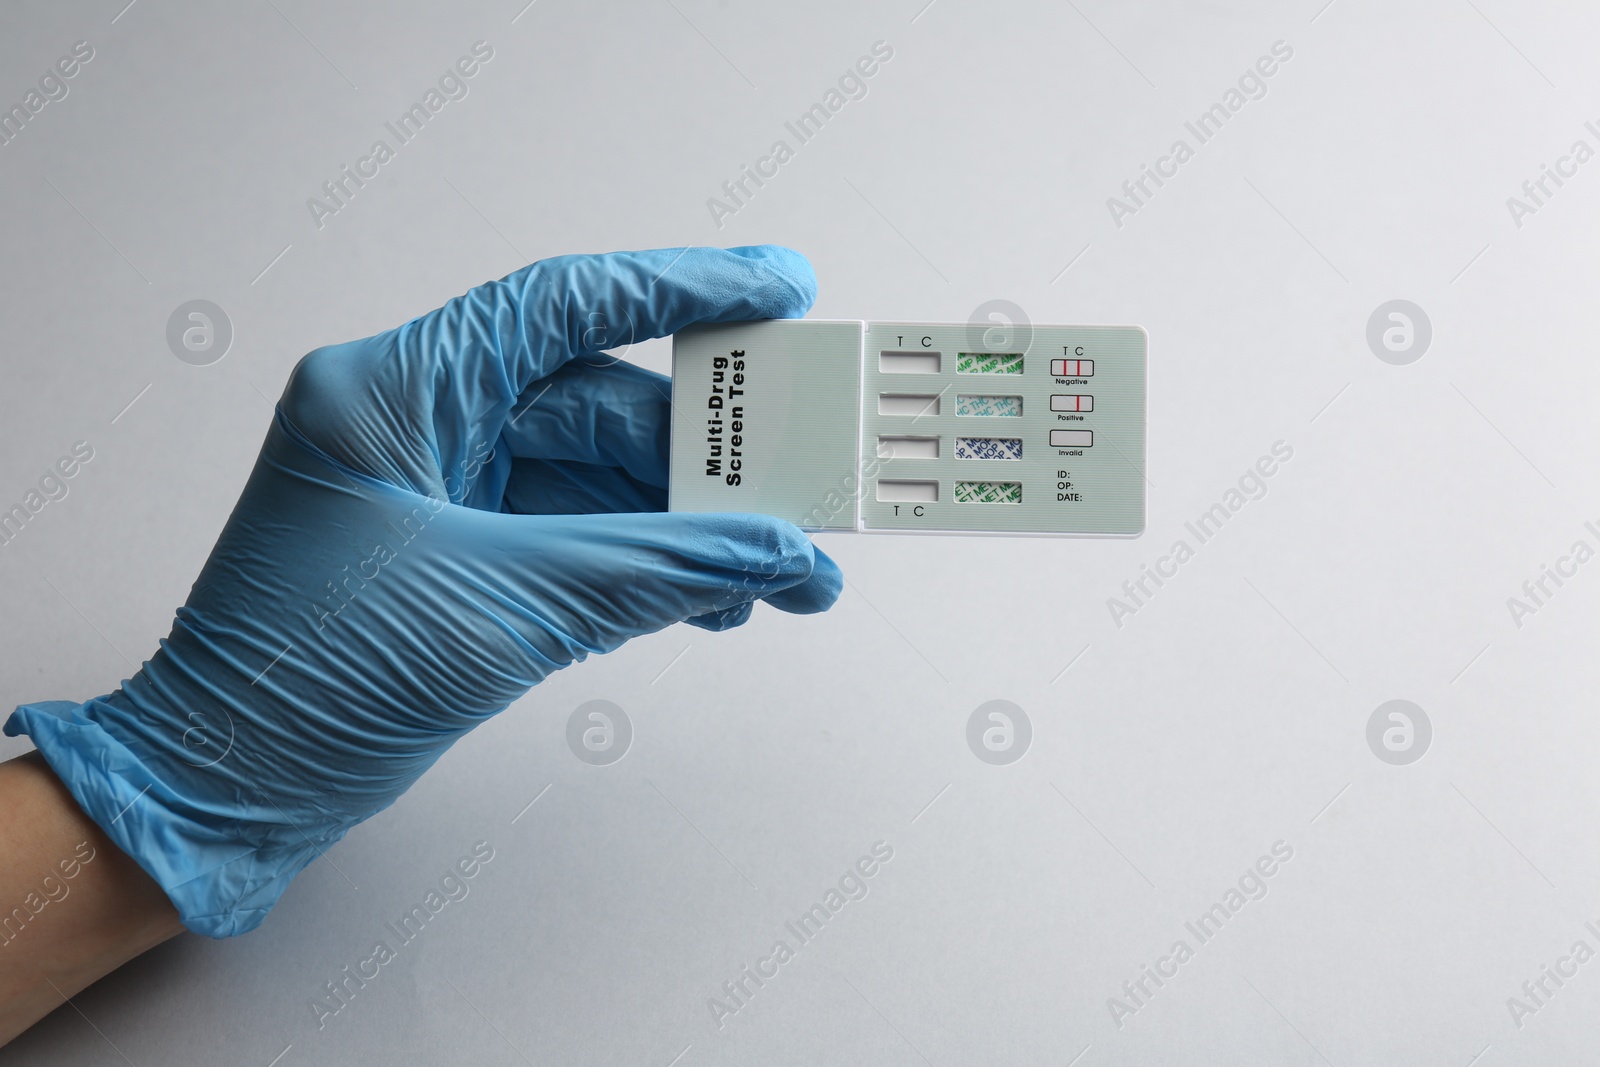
[5,246,842,937]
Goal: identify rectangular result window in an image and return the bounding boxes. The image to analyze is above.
[880,351,941,374]
[878,394,940,416]
[876,436,939,459]
[876,479,939,502]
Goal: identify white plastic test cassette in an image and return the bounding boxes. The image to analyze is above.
[668,319,1147,536]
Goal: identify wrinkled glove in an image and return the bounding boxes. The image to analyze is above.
[5,246,842,937]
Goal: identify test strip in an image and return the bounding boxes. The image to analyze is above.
[955,394,1023,417]
[877,436,939,459]
[876,479,939,502]
[879,393,940,416]
[954,437,1023,461]
[957,352,1024,374]
[1050,359,1094,376]
[954,481,1022,504]
[880,351,941,373]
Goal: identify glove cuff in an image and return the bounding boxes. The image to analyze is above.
[4,699,342,938]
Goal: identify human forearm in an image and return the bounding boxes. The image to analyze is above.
[0,751,183,1047]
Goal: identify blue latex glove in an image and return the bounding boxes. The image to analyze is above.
[5,246,843,937]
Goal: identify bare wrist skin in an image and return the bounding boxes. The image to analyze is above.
[0,751,184,1047]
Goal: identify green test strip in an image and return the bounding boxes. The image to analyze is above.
[956,352,1025,374]
[954,481,1023,504]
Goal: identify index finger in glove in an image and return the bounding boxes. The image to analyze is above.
[413,245,814,492]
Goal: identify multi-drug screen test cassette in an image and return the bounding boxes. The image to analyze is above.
[668,319,1147,536]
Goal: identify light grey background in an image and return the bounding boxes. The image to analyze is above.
[2,0,1597,1063]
